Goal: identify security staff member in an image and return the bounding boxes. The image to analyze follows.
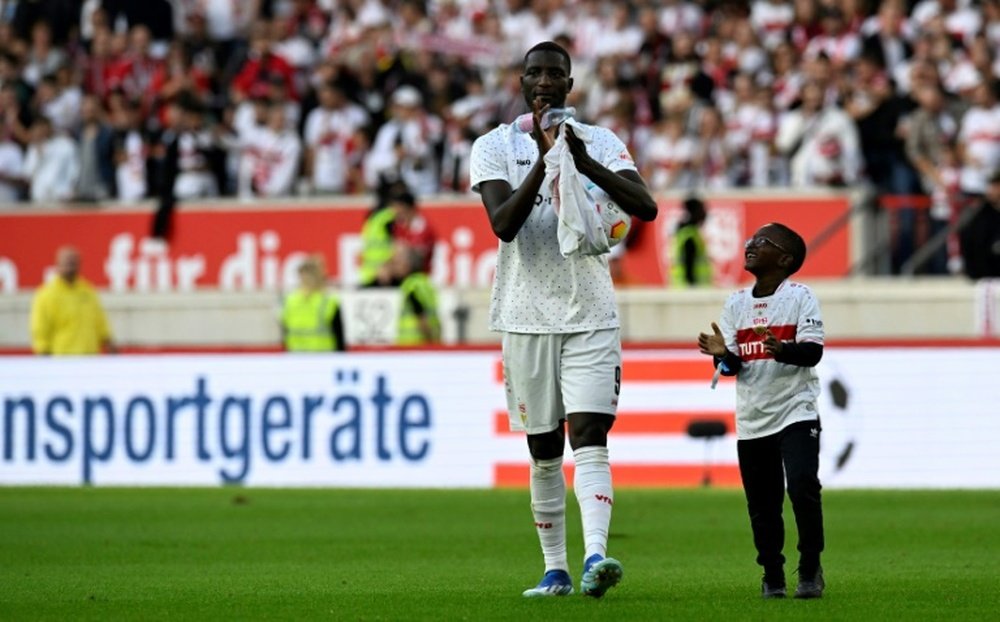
[391,245,440,346]
[281,255,346,351]
[671,195,713,287]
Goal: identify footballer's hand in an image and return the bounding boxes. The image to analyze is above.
[698,322,727,357]
[763,330,784,356]
[531,97,555,154]
[565,126,597,176]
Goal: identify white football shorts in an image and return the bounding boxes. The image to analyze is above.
[501,329,622,435]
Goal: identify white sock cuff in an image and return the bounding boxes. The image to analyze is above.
[572,446,609,467]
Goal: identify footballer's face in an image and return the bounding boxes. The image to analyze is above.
[521,50,572,110]
[744,225,791,275]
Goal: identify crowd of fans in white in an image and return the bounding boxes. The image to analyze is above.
[0,0,998,229]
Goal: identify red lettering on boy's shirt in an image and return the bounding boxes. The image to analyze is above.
[736,324,797,361]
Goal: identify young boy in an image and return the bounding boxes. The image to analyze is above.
[697,222,826,599]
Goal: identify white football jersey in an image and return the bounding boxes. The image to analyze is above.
[719,279,825,439]
[470,121,637,333]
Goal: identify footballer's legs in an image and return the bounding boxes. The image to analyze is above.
[569,413,622,598]
[523,427,573,597]
[781,421,825,598]
[738,433,788,597]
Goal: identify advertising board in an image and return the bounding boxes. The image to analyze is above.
[2,348,996,488]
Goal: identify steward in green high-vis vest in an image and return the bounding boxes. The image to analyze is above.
[281,256,346,351]
[392,247,441,346]
[358,206,398,287]
[671,196,713,287]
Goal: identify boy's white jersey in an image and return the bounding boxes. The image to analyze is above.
[470,121,637,333]
[719,279,824,439]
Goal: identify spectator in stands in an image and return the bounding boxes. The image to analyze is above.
[238,102,301,198]
[80,26,118,100]
[107,25,165,117]
[30,245,115,355]
[439,98,477,193]
[390,244,441,347]
[957,77,1000,202]
[24,116,78,202]
[961,171,1000,280]
[693,105,730,189]
[302,80,369,195]
[776,80,862,187]
[281,254,345,352]
[671,195,713,288]
[34,69,81,134]
[804,4,862,69]
[861,0,913,71]
[643,113,696,192]
[751,0,796,51]
[846,52,922,273]
[171,97,219,199]
[148,42,214,128]
[364,85,443,197]
[111,98,148,202]
[21,20,64,87]
[75,94,115,201]
[906,82,965,274]
[388,188,436,276]
[231,19,297,105]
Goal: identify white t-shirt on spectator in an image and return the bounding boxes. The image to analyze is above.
[644,132,697,191]
[199,0,251,41]
[469,120,635,333]
[751,0,794,50]
[25,135,79,202]
[41,87,82,134]
[776,106,861,187]
[365,115,443,197]
[658,2,703,35]
[304,103,369,193]
[116,131,147,202]
[238,128,302,198]
[957,104,1000,194]
[803,32,861,66]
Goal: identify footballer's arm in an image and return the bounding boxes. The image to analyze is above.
[479,162,547,242]
[564,127,658,221]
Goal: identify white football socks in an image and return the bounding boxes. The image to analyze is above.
[573,445,613,560]
[530,456,568,573]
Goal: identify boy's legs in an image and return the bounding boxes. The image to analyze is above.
[780,420,825,576]
[737,432,787,586]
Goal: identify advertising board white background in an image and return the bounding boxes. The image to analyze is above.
[1,348,998,488]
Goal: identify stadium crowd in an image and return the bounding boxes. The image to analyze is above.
[0,0,999,274]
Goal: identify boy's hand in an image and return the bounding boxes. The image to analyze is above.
[698,322,728,357]
[763,329,784,356]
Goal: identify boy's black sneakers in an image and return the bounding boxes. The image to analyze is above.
[794,565,825,599]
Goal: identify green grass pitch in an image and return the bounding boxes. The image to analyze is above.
[1,488,998,621]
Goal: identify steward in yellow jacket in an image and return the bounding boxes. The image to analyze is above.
[281,256,346,351]
[31,246,114,355]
